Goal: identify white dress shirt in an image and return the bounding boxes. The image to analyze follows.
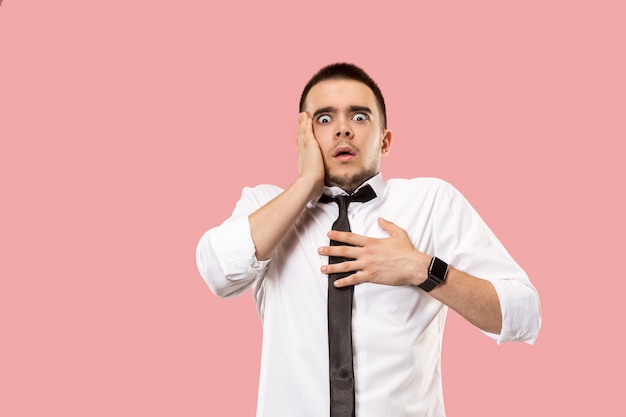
[196,173,541,417]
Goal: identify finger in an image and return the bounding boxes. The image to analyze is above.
[298,111,311,122]
[297,112,308,144]
[318,244,360,259]
[377,217,403,237]
[297,115,316,148]
[327,230,371,246]
[334,271,367,288]
[304,114,315,141]
[321,259,360,275]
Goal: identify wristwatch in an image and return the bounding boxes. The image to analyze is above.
[418,257,449,292]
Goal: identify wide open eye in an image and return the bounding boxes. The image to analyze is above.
[352,113,368,122]
[317,115,331,124]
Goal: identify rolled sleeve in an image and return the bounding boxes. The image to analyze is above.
[433,181,541,344]
[491,278,541,344]
[196,184,283,299]
[196,215,270,298]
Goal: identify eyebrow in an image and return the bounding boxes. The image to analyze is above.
[312,107,336,119]
[312,106,373,119]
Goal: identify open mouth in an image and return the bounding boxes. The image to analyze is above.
[333,146,356,158]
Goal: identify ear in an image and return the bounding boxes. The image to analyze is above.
[380,129,393,156]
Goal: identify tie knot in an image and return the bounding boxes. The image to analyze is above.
[319,184,377,207]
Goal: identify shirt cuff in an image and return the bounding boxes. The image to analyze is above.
[490,278,541,345]
[208,214,270,277]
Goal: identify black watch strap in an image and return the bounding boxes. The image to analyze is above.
[418,257,449,292]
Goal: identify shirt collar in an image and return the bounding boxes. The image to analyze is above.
[307,172,386,208]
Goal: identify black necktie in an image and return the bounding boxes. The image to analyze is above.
[319,184,377,417]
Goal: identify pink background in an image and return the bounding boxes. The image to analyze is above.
[1,1,624,415]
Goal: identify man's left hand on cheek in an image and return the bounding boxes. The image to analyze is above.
[318,217,432,288]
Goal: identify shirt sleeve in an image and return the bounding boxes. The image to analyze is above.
[195,185,280,299]
[432,181,541,344]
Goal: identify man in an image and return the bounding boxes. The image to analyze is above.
[196,63,541,417]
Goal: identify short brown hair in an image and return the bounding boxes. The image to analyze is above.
[299,63,387,129]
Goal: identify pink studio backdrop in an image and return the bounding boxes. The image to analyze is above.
[1,1,624,416]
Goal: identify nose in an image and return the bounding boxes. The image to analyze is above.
[335,125,353,139]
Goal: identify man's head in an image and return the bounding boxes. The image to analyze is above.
[300,63,392,193]
[299,63,387,130]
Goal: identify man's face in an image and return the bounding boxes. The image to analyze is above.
[303,79,392,193]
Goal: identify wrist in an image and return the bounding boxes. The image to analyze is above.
[294,175,324,200]
[410,252,429,286]
[417,256,449,292]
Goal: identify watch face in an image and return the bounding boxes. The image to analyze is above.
[420,258,448,292]
[430,258,448,282]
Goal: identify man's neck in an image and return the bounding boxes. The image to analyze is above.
[326,172,379,195]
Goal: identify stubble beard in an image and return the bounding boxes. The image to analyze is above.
[325,162,380,194]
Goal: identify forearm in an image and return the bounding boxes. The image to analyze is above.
[249,112,326,260]
[322,219,503,334]
[249,176,322,260]
[428,266,502,334]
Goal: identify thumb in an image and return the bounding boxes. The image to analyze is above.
[377,217,402,236]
